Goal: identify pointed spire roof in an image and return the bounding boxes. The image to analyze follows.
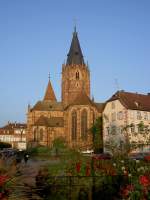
[66,27,85,65]
[43,78,57,102]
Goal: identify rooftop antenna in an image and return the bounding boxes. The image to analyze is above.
[114,78,120,91]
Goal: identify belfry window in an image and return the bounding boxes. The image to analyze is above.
[81,110,88,140]
[72,111,77,140]
[76,71,79,80]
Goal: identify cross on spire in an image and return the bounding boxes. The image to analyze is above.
[48,72,50,81]
[73,18,77,34]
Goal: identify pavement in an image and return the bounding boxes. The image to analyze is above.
[7,157,59,200]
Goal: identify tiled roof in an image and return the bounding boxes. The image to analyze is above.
[0,123,27,130]
[34,116,64,127]
[31,101,63,111]
[43,80,57,102]
[107,91,150,111]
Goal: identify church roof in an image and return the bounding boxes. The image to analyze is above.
[72,91,93,105]
[65,91,98,110]
[34,116,64,127]
[43,80,57,102]
[94,103,106,112]
[31,101,63,111]
[107,91,150,112]
[66,27,85,65]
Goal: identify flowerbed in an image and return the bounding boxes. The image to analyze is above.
[0,174,10,200]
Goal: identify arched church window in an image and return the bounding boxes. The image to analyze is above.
[81,110,88,140]
[76,71,79,80]
[33,128,37,141]
[39,128,44,141]
[72,111,77,140]
[92,111,95,125]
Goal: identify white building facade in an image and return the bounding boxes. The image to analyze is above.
[0,122,27,150]
[103,91,150,153]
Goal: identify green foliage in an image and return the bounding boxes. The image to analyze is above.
[52,137,67,156]
[27,146,51,156]
[90,116,103,153]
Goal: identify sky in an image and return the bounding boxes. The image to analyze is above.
[0,0,150,126]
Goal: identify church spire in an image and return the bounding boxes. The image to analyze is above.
[66,27,85,65]
[43,75,57,102]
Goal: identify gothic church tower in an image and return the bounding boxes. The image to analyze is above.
[61,27,90,106]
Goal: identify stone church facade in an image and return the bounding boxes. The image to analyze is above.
[27,28,104,150]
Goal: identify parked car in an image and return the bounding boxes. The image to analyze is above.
[92,153,112,160]
[144,153,150,162]
[129,152,150,161]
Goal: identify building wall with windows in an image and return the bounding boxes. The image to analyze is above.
[103,92,150,152]
[0,122,27,149]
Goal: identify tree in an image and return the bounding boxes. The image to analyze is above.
[52,137,66,156]
[90,116,103,153]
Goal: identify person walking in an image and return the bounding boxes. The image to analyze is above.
[24,153,29,164]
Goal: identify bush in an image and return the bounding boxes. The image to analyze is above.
[0,142,11,149]
[28,146,51,156]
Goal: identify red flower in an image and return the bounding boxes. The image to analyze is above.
[139,175,150,187]
[0,193,3,198]
[85,165,91,176]
[120,184,134,197]
[0,176,8,187]
[76,162,81,173]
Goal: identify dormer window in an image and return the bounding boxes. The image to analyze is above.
[134,101,139,107]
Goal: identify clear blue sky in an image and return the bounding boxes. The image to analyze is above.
[0,0,150,126]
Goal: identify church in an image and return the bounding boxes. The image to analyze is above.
[27,27,104,150]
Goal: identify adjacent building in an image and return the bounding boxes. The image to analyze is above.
[0,122,27,150]
[103,91,150,152]
[27,28,104,150]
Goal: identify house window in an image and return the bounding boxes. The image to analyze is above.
[130,124,135,133]
[72,111,77,140]
[120,126,124,134]
[106,127,110,135]
[130,111,134,119]
[137,111,142,120]
[111,112,116,121]
[39,129,44,141]
[111,126,116,135]
[117,111,123,120]
[144,112,148,120]
[76,71,79,80]
[81,110,88,140]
